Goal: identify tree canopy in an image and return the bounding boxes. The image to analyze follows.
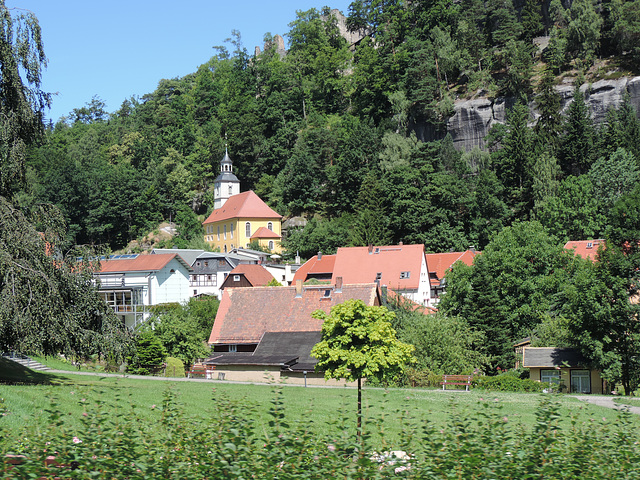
[0,2,131,359]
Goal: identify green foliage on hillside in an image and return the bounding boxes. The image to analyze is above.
[19,1,639,255]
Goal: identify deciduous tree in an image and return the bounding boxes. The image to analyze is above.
[311,300,414,435]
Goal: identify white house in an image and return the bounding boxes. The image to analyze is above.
[95,253,192,328]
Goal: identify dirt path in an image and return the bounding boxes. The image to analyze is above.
[573,395,640,415]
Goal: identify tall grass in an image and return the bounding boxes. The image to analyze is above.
[2,382,640,479]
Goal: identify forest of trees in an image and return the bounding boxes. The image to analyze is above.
[19,0,640,258]
[4,1,640,388]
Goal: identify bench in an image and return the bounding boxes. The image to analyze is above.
[187,364,215,379]
[441,374,473,391]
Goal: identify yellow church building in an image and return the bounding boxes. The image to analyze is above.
[203,150,282,254]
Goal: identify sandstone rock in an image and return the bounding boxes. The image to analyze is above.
[445,76,640,151]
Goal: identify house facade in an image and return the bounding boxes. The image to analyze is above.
[189,251,259,299]
[95,253,192,328]
[523,347,603,394]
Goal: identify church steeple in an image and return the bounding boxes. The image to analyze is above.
[213,146,240,209]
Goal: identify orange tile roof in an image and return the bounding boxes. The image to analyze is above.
[209,283,380,344]
[250,226,281,239]
[331,245,425,290]
[564,239,605,261]
[425,250,480,285]
[203,191,281,224]
[292,254,337,282]
[227,264,275,286]
[99,253,192,273]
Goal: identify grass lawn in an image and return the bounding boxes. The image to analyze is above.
[2,358,634,450]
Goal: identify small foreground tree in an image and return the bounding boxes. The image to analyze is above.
[311,299,415,438]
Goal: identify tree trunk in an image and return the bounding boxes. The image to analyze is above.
[357,376,362,443]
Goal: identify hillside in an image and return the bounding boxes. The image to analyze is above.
[23,1,640,258]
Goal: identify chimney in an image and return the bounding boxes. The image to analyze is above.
[295,279,303,298]
[368,244,373,254]
[399,241,403,246]
[335,276,343,293]
[469,245,475,253]
[317,251,322,260]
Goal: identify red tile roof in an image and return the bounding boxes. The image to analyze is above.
[564,239,605,261]
[250,226,281,239]
[209,283,380,345]
[227,264,275,286]
[292,254,337,282]
[203,191,281,224]
[99,254,192,273]
[331,245,425,290]
[425,250,480,286]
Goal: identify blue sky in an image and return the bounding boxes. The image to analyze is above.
[7,1,352,123]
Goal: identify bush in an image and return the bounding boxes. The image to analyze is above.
[163,357,185,378]
[126,332,166,375]
[403,367,443,387]
[475,372,545,392]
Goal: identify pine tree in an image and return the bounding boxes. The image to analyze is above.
[560,86,595,175]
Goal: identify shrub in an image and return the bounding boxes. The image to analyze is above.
[126,332,166,375]
[475,372,545,392]
[163,357,185,378]
[403,367,443,387]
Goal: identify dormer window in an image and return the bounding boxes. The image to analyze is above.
[587,242,593,248]
[323,289,331,298]
[375,272,382,282]
[400,271,410,279]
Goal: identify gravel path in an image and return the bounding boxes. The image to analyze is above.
[573,395,640,415]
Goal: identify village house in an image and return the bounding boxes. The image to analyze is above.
[564,239,605,261]
[205,279,380,384]
[522,346,603,394]
[220,264,276,290]
[94,253,192,328]
[424,248,480,307]
[331,244,431,306]
[291,252,336,283]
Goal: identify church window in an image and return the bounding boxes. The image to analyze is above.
[217,226,220,240]
[230,223,234,238]
[224,225,227,240]
[269,241,274,250]
[245,222,251,237]
[267,222,273,231]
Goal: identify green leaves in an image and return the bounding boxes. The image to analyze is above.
[311,299,415,382]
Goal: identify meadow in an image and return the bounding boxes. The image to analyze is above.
[3,359,640,478]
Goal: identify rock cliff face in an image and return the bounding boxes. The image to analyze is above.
[443,76,640,151]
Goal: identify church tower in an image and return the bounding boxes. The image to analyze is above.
[213,147,240,209]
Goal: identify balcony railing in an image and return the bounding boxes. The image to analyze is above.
[110,304,148,315]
